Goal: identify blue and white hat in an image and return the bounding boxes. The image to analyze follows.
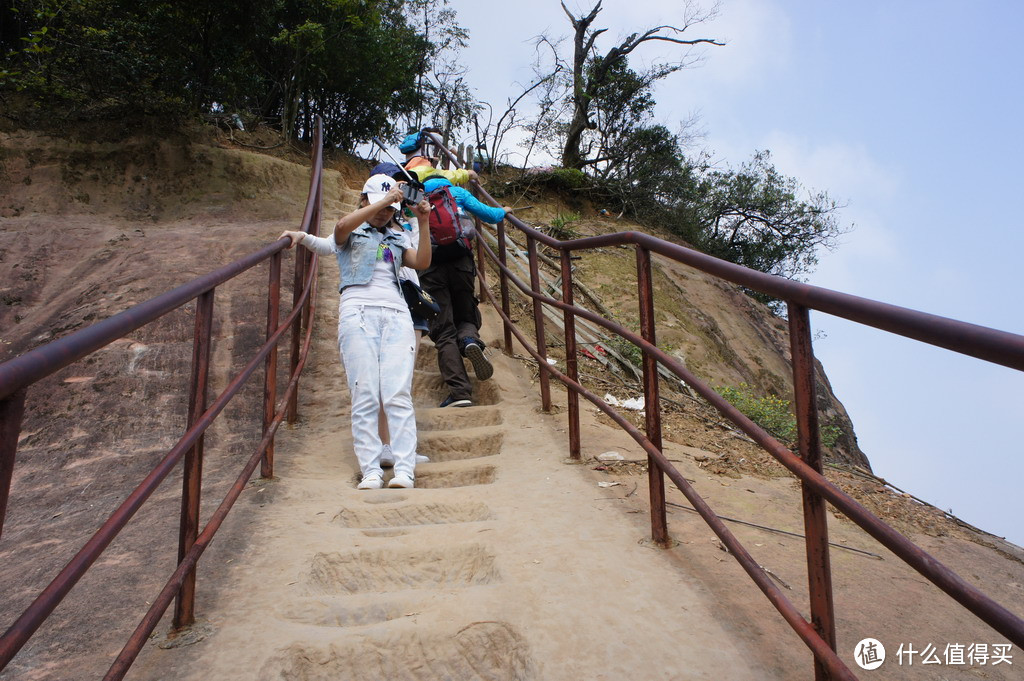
[362,174,400,210]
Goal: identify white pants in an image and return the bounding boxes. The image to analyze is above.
[338,305,418,479]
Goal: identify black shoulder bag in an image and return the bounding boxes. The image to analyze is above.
[401,279,440,320]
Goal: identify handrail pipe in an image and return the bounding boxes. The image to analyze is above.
[424,131,1024,679]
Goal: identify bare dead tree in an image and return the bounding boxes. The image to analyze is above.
[559,0,723,169]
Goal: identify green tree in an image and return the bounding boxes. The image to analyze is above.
[690,150,848,281]
[399,0,474,145]
[584,123,697,220]
[584,58,657,176]
[2,0,278,114]
[272,0,429,146]
[1,0,430,148]
[576,141,847,291]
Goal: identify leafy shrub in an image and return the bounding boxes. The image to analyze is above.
[548,167,588,189]
[548,211,581,240]
[605,335,642,367]
[717,383,840,449]
[517,167,589,192]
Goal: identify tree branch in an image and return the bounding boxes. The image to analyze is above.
[578,155,616,167]
[562,0,603,29]
[639,35,724,47]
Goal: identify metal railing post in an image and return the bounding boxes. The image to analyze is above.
[788,302,838,679]
[637,246,668,544]
[526,235,551,411]
[174,290,214,629]
[290,169,319,424]
[263,251,282,479]
[0,388,27,541]
[288,245,305,425]
[560,249,581,460]
[497,218,513,354]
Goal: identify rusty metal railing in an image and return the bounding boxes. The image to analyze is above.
[0,120,325,679]
[425,133,1024,680]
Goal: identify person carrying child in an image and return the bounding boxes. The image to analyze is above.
[400,127,481,187]
[418,174,513,407]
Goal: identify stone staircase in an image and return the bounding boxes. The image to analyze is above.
[128,209,769,681]
[254,347,532,680]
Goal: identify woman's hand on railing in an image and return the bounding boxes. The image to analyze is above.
[279,231,305,248]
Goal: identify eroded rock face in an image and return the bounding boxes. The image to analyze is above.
[0,128,348,681]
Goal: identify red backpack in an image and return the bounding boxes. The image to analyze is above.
[427,185,474,261]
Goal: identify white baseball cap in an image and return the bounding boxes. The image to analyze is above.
[362,174,400,210]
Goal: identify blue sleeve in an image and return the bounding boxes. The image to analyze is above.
[449,186,506,224]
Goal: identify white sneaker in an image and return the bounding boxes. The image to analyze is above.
[381,452,429,466]
[380,444,395,467]
[357,473,383,490]
[388,473,415,489]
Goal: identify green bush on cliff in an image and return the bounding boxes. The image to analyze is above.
[717,383,840,449]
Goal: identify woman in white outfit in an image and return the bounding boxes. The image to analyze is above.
[368,163,430,468]
[280,174,431,489]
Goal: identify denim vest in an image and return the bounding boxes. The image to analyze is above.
[336,223,408,292]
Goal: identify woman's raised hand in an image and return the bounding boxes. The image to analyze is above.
[412,197,431,220]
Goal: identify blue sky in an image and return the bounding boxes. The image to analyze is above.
[447,0,1024,546]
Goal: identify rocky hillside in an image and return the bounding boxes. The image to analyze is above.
[480,176,870,472]
[0,121,882,677]
[0,122,869,467]
[3,123,1022,681]
[0,124,355,681]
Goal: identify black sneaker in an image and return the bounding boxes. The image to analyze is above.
[462,341,493,381]
[439,395,472,408]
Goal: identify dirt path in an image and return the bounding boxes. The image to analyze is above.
[127,258,781,681]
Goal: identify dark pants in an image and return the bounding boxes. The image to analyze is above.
[420,253,481,401]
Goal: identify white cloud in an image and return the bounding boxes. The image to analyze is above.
[759,131,902,202]
[811,215,900,294]
[693,0,793,87]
